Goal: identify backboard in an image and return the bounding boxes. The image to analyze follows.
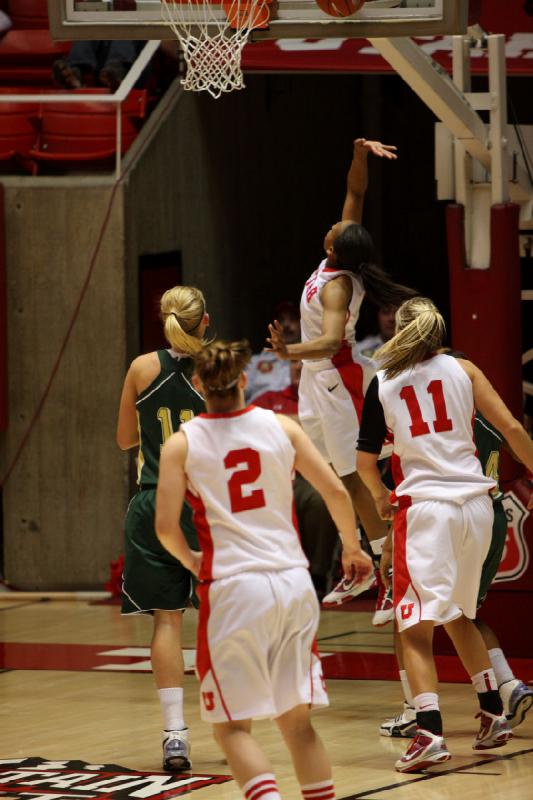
[49,0,469,41]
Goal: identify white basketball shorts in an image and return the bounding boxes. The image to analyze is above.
[393,494,493,631]
[298,357,365,478]
[195,566,328,723]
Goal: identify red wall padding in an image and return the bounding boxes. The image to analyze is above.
[0,183,6,431]
[447,202,523,431]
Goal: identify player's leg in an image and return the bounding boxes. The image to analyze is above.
[444,494,511,750]
[444,615,510,749]
[213,720,282,800]
[474,500,533,727]
[151,610,191,771]
[122,490,192,771]
[474,618,533,728]
[321,470,382,606]
[380,625,417,738]
[395,621,450,773]
[276,704,336,800]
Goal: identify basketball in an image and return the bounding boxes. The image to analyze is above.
[315,0,365,19]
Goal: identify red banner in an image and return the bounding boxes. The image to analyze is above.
[242,1,533,74]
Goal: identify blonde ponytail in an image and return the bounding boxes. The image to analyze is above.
[160,286,207,356]
[375,297,446,379]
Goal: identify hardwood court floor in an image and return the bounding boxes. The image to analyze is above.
[1,599,532,800]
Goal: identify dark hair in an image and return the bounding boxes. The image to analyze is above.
[194,340,252,399]
[332,223,417,307]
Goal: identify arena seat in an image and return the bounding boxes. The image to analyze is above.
[0,29,70,86]
[0,96,38,171]
[8,0,49,29]
[28,89,148,174]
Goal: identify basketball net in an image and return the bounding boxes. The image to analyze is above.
[161,0,270,99]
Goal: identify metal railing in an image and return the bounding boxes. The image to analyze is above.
[0,39,161,178]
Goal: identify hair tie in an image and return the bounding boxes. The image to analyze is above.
[206,376,239,392]
[166,311,199,334]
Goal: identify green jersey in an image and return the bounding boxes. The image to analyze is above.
[473,412,504,502]
[136,349,205,487]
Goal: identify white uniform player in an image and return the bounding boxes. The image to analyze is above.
[359,354,495,631]
[181,405,328,723]
[299,258,372,477]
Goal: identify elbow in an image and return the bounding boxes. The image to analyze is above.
[116,434,129,450]
[323,337,344,358]
[499,418,523,441]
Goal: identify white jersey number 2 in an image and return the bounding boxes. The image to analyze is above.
[224,448,266,513]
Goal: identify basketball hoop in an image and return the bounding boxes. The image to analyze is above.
[161,0,271,99]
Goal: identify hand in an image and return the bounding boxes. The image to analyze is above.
[354,138,398,161]
[380,547,392,589]
[341,547,373,582]
[183,550,202,578]
[266,320,290,360]
[375,494,397,521]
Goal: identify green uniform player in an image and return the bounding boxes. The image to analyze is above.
[117,285,210,772]
[474,412,507,606]
[122,349,204,614]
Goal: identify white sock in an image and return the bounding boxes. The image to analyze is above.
[399,669,414,706]
[370,536,386,556]
[158,687,185,731]
[471,668,498,694]
[243,773,280,800]
[413,692,440,713]
[301,778,336,800]
[488,647,515,687]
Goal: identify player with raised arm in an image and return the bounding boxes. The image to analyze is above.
[116,285,208,773]
[155,340,372,800]
[356,296,533,772]
[267,138,416,606]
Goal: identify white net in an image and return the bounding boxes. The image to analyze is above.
[161,0,270,99]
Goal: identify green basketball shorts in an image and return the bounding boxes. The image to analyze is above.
[121,488,198,615]
[477,500,507,608]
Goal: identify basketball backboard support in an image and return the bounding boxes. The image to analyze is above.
[48,0,469,42]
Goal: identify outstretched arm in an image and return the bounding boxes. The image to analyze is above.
[459,359,533,508]
[342,138,398,224]
[266,276,351,361]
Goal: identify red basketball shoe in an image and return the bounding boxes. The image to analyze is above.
[395,729,450,773]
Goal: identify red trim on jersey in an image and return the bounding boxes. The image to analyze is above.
[331,342,364,423]
[196,582,233,722]
[199,405,256,420]
[310,638,322,706]
[323,266,342,273]
[186,489,214,581]
[390,453,411,510]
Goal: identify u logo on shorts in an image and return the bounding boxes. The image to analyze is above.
[400,603,414,620]
[202,691,215,711]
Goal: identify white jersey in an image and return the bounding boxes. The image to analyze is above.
[300,258,365,372]
[377,354,495,504]
[181,405,308,581]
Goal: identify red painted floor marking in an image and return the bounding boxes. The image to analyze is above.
[1,642,533,684]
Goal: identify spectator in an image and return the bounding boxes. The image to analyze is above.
[246,301,300,402]
[0,10,11,36]
[53,41,146,92]
[355,303,397,360]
